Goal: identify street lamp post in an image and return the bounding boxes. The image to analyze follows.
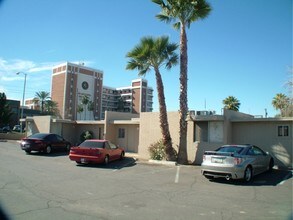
[16,72,27,133]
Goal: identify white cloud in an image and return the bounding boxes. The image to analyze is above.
[1,76,23,81]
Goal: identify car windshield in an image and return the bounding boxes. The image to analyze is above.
[216,146,244,154]
[79,141,104,148]
[28,133,48,139]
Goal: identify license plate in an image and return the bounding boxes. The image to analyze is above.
[81,158,86,163]
[212,157,223,163]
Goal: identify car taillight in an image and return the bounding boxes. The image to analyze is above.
[234,157,242,165]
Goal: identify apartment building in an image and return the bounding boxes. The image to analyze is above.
[24,98,39,110]
[51,62,153,120]
[51,62,103,121]
[101,79,153,119]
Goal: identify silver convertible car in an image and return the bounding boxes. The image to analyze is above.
[201,144,274,182]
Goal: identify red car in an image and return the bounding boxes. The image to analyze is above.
[69,139,125,165]
[20,133,71,154]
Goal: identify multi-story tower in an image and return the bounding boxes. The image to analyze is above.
[51,62,103,120]
[101,79,153,119]
[51,62,153,120]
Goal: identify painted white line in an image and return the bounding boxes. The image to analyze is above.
[175,166,180,183]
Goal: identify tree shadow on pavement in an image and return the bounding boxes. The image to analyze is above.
[75,157,137,170]
[209,169,292,186]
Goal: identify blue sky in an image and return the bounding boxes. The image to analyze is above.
[0,0,292,117]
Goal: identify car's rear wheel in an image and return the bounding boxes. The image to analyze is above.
[104,155,109,165]
[244,166,252,182]
[66,144,71,152]
[45,145,52,154]
[120,151,125,160]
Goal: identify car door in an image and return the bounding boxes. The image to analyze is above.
[108,142,120,160]
[48,134,63,149]
[250,146,267,175]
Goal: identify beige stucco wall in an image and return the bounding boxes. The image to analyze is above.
[139,112,196,161]
[104,111,140,152]
[111,124,139,152]
[232,120,293,169]
[26,116,52,136]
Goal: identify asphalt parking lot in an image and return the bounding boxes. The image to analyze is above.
[0,140,292,220]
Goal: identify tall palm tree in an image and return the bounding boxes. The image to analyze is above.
[126,36,178,161]
[44,100,59,116]
[222,96,241,111]
[152,0,212,164]
[87,101,94,119]
[272,93,289,117]
[33,91,50,114]
[81,95,90,120]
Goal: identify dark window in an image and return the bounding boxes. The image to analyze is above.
[278,126,283,136]
[56,135,64,141]
[109,142,117,149]
[216,146,244,154]
[45,134,56,141]
[284,126,289,136]
[118,128,125,138]
[104,142,110,149]
[79,141,104,148]
[28,133,49,139]
[278,126,289,137]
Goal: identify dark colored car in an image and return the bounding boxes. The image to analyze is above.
[20,133,71,154]
[0,126,10,133]
[69,139,125,165]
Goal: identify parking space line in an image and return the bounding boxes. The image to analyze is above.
[175,166,180,183]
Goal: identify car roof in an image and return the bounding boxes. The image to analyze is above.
[84,139,107,142]
[221,144,252,148]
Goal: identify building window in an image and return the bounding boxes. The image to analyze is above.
[118,128,125,138]
[278,126,289,137]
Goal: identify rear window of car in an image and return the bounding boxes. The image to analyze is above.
[216,146,244,154]
[79,141,105,148]
[28,133,48,139]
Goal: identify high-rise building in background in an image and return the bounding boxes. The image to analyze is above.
[51,62,153,120]
[102,79,153,119]
[51,62,103,120]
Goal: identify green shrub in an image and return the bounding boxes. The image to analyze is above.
[80,130,93,142]
[148,139,166,160]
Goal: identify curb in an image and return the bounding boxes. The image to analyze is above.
[148,159,177,166]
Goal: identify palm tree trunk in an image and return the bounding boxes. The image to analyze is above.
[41,100,44,114]
[154,67,177,161]
[177,24,188,164]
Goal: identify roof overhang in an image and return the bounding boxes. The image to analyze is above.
[110,119,140,125]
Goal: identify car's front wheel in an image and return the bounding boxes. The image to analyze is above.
[244,166,253,182]
[120,151,125,160]
[66,144,71,152]
[104,155,109,165]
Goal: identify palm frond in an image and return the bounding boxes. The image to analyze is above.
[155,14,173,24]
